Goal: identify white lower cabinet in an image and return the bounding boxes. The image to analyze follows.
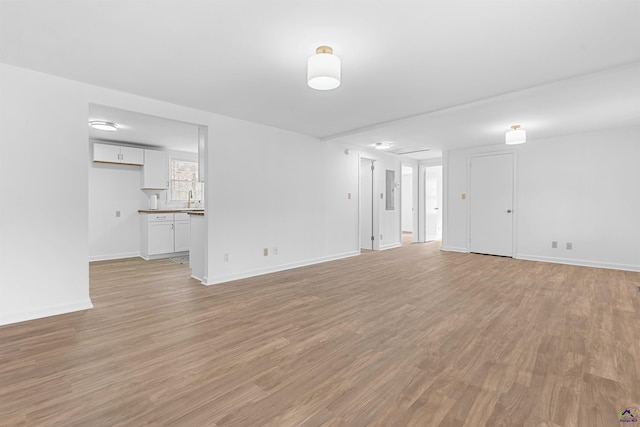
[174,214,191,253]
[148,221,174,255]
[141,213,190,259]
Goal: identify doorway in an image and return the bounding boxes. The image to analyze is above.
[88,104,208,287]
[424,165,443,242]
[468,153,514,256]
[401,165,415,245]
[360,158,375,250]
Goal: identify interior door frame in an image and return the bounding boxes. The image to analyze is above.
[466,150,518,257]
[400,163,419,243]
[418,159,443,243]
[423,164,443,242]
[359,156,379,251]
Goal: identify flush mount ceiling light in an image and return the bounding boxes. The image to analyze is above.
[89,120,118,131]
[374,142,392,150]
[505,125,526,145]
[307,46,341,90]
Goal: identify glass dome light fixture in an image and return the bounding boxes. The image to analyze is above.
[307,46,341,90]
[505,124,526,145]
[89,120,118,131]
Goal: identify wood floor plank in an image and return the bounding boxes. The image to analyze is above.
[1,239,639,426]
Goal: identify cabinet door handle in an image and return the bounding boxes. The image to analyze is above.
[172,224,174,230]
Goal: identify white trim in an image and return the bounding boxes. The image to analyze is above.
[0,299,94,326]
[202,251,361,286]
[379,242,402,251]
[515,254,640,272]
[441,151,450,248]
[139,251,189,261]
[400,162,418,243]
[441,246,469,253]
[89,251,140,262]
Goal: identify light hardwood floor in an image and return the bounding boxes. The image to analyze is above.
[1,242,639,426]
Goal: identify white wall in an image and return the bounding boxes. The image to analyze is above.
[1,63,395,324]
[88,158,147,261]
[1,64,93,324]
[0,64,211,325]
[442,126,640,271]
[204,116,362,284]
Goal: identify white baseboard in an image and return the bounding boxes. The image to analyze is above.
[89,251,139,262]
[202,251,360,286]
[0,299,94,326]
[515,254,640,272]
[139,251,188,261]
[440,246,468,253]
[379,242,402,251]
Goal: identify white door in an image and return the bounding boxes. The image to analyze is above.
[360,159,374,250]
[469,153,514,256]
[424,165,442,241]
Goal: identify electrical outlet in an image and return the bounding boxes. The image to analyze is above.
[348,193,352,199]
[380,234,383,240]
[115,210,121,217]
[273,247,278,255]
[223,253,229,262]
[263,248,269,256]
[461,193,466,200]
[551,241,557,248]
[566,242,573,250]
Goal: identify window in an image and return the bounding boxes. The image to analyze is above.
[169,158,203,202]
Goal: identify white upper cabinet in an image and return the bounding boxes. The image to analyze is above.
[93,142,143,165]
[120,146,144,165]
[142,149,169,189]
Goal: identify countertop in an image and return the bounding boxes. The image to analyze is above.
[138,209,204,214]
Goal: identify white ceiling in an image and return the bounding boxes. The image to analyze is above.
[89,104,199,153]
[2,1,640,158]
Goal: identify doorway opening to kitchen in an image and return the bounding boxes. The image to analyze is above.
[88,104,208,286]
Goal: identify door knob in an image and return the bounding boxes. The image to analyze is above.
[507,209,512,213]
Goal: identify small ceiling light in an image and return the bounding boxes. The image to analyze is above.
[307,46,341,90]
[89,120,118,131]
[374,142,392,150]
[505,125,526,145]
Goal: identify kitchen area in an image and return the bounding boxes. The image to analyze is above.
[88,104,206,282]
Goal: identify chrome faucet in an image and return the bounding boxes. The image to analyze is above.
[187,189,193,208]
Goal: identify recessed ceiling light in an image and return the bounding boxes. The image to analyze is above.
[374,142,392,150]
[89,120,118,131]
